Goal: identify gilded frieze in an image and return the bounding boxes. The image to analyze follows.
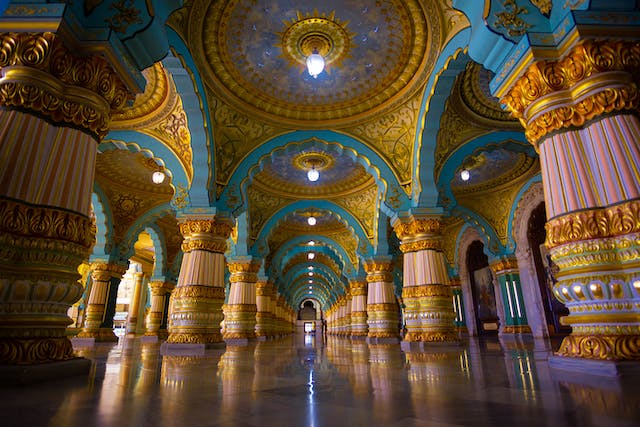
[210,94,286,188]
[248,185,293,240]
[333,184,378,239]
[346,90,423,188]
[441,217,465,266]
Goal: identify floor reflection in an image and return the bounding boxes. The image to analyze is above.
[1,335,639,426]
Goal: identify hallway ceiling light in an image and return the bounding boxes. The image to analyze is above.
[152,170,166,184]
[308,241,315,246]
[306,48,325,78]
[308,252,315,260]
[460,169,470,181]
[307,165,320,182]
[308,272,314,276]
[308,266,314,270]
[308,216,317,226]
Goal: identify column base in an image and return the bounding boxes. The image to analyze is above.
[140,335,159,343]
[549,355,640,377]
[404,331,459,343]
[76,328,119,342]
[0,357,91,385]
[224,337,254,346]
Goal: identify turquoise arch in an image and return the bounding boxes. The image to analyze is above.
[253,200,372,266]
[100,134,190,194]
[277,244,345,278]
[140,225,167,281]
[506,173,543,251]
[219,130,411,217]
[413,29,471,208]
[118,204,174,274]
[451,222,494,276]
[90,185,115,261]
[162,33,214,207]
[268,234,354,280]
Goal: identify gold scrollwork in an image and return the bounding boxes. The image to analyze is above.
[489,257,519,274]
[501,40,640,143]
[0,337,75,364]
[224,304,257,313]
[405,331,458,342]
[181,239,228,254]
[366,303,398,312]
[179,219,233,238]
[166,332,223,344]
[171,285,225,300]
[90,262,128,281]
[148,280,176,295]
[394,217,443,240]
[556,334,640,361]
[546,199,640,248]
[0,32,133,138]
[402,284,452,299]
[399,239,442,253]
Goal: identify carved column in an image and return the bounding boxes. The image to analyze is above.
[350,280,368,337]
[489,257,531,335]
[224,259,260,342]
[394,216,457,343]
[0,32,133,365]
[126,271,147,336]
[166,216,233,345]
[365,259,400,342]
[77,262,127,342]
[145,281,175,339]
[500,39,640,362]
[255,279,273,339]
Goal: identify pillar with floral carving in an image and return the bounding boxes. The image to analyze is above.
[145,281,175,339]
[255,279,273,339]
[489,257,530,334]
[77,262,128,342]
[498,39,640,362]
[350,280,368,337]
[224,258,260,342]
[0,31,135,365]
[126,270,148,336]
[365,259,400,342]
[393,215,457,343]
[166,215,233,345]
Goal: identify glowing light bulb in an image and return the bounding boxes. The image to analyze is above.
[460,169,470,181]
[307,167,319,182]
[308,216,317,226]
[152,171,166,184]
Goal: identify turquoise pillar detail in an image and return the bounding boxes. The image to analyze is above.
[491,259,531,334]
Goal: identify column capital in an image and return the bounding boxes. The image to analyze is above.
[364,259,394,283]
[90,261,127,281]
[178,215,233,254]
[500,39,640,144]
[349,280,367,296]
[148,280,176,296]
[489,256,519,276]
[0,32,135,139]
[228,259,261,283]
[392,215,444,253]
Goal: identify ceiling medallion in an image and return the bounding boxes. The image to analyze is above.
[277,10,355,75]
[293,151,335,176]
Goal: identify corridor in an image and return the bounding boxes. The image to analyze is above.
[1,335,638,427]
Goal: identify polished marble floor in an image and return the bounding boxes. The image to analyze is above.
[2,334,639,427]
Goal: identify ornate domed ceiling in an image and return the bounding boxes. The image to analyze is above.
[186,0,432,126]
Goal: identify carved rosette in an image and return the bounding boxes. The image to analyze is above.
[0,197,100,363]
[0,32,134,139]
[500,40,640,144]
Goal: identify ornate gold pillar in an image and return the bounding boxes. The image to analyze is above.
[394,216,457,344]
[365,259,400,342]
[0,32,133,365]
[145,281,175,339]
[489,257,531,335]
[166,216,233,345]
[126,271,147,336]
[77,262,127,342]
[350,280,368,337]
[499,39,640,363]
[255,279,274,339]
[224,259,260,342]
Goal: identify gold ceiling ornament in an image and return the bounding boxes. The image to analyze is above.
[293,151,335,173]
[277,10,355,73]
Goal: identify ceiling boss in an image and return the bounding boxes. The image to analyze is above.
[277,10,355,79]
